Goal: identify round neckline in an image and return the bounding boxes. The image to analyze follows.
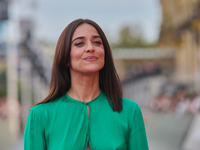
[65,91,103,105]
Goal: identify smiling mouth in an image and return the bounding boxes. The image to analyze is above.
[84,56,98,61]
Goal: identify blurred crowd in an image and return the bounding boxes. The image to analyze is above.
[149,86,200,115]
[121,63,161,84]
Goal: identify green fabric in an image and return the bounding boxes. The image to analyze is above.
[24,92,149,150]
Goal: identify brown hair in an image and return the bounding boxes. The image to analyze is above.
[37,19,122,112]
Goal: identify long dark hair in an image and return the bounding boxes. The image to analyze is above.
[37,19,123,112]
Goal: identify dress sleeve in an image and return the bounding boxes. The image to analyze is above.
[128,104,149,150]
[24,108,46,150]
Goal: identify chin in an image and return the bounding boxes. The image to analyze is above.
[70,64,104,75]
[84,69,101,74]
[83,66,104,74]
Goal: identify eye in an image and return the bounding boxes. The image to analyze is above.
[94,41,102,45]
[74,42,84,46]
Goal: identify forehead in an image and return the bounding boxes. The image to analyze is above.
[72,23,100,39]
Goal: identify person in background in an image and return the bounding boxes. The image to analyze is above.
[24,18,149,150]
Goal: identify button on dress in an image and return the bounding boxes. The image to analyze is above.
[24,92,148,150]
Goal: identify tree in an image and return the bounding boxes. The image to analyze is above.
[0,69,7,97]
[111,25,155,48]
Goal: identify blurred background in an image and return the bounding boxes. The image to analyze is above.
[0,0,200,150]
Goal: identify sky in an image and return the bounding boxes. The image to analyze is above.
[9,0,162,44]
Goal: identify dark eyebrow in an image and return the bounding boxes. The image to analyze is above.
[71,35,102,43]
[71,36,85,43]
[93,35,101,39]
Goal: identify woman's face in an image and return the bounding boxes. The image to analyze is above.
[69,23,105,75]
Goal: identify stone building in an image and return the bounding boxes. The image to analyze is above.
[159,0,200,91]
[112,48,174,78]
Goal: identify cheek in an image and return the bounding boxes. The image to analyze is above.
[70,49,82,60]
[69,50,79,66]
[100,50,105,66]
[99,47,105,57]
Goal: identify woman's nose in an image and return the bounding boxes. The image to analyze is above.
[86,42,95,52]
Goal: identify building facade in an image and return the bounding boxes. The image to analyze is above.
[159,0,200,91]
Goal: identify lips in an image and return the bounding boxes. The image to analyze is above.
[83,56,98,61]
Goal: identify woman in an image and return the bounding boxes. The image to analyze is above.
[24,19,149,150]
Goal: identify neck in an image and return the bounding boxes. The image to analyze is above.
[67,72,101,103]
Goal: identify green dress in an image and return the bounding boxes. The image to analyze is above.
[24,92,148,150]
